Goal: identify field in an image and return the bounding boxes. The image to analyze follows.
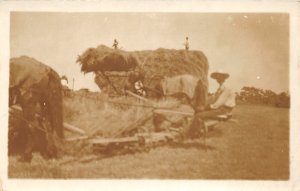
[8,99,289,179]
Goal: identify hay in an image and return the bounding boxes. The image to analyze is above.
[77,45,209,95]
[77,45,139,73]
[134,48,208,84]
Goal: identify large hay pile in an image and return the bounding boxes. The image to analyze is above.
[134,48,208,81]
[77,45,138,73]
[77,45,209,95]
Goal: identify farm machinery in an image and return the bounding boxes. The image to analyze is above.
[10,48,230,161]
[84,93,232,155]
[9,89,233,158]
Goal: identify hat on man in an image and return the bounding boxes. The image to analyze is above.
[210,69,230,80]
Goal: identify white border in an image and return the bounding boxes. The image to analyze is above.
[0,1,299,191]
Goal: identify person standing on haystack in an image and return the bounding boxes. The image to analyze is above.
[112,39,119,49]
[188,70,236,139]
[184,37,189,51]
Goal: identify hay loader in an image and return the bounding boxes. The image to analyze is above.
[9,88,234,160]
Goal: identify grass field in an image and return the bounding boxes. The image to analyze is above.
[8,103,289,179]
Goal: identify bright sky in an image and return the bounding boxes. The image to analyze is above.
[10,12,289,93]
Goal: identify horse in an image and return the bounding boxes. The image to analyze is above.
[145,74,207,108]
[9,56,64,162]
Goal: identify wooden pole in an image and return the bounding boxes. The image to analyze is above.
[153,108,194,116]
[63,123,86,135]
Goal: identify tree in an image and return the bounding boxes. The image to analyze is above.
[236,86,289,108]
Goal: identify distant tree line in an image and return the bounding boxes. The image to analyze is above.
[235,86,290,108]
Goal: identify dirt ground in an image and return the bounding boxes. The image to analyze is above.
[8,104,289,179]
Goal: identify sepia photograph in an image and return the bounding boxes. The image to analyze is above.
[1,1,300,191]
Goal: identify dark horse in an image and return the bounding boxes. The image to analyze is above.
[9,56,64,162]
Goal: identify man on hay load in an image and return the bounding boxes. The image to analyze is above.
[188,69,236,139]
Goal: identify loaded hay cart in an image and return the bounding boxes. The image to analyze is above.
[81,45,231,154]
[8,45,234,160]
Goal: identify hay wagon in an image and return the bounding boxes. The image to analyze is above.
[9,46,232,158]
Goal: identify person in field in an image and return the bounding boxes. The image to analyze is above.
[188,70,236,138]
[184,37,189,51]
[112,39,119,49]
[134,80,146,97]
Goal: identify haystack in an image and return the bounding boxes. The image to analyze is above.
[77,45,138,73]
[77,45,209,95]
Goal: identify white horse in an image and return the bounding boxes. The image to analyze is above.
[160,74,199,100]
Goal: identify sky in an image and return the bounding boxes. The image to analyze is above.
[10,12,289,93]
